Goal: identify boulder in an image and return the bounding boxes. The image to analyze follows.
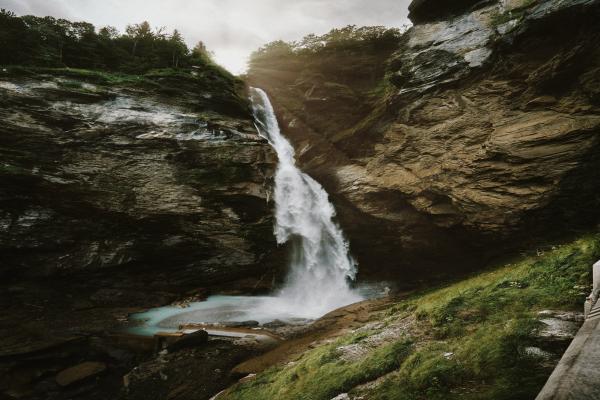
[536,318,580,341]
[55,361,107,387]
[167,329,209,353]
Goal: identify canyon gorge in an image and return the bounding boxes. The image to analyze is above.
[1,0,599,398]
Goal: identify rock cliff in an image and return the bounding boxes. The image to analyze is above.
[248,0,600,280]
[0,68,279,297]
[0,68,283,399]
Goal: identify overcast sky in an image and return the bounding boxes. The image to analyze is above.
[0,0,411,74]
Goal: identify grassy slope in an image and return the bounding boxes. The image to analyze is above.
[224,234,600,400]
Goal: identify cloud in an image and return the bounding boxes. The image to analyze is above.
[0,0,74,17]
[0,0,411,74]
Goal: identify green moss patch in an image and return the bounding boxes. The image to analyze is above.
[228,334,413,400]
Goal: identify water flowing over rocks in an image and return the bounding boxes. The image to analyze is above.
[250,87,363,317]
[248,0,600,280]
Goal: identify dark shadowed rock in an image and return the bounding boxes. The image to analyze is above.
[123,340,256,400]
[0,71,281,295]
[167,330,209,353]
[408,0,490,24]
[221,320,260,328]
[55,361,107,387]
[0,69,282,400]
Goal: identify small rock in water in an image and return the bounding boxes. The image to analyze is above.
[55,361,107,387]
[263,318,313,329]
[167,329,208,353]
[288,317,314,325]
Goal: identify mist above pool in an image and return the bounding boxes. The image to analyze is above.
[128,282,390,336]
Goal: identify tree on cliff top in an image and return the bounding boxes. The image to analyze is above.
[249,25,404,84]
[0,10,223,74]
[191,40,215,64]
[251,25,402,62]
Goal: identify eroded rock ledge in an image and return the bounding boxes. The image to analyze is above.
[248,0,600,280]
[0,69,283,399]
[0,70,280,292]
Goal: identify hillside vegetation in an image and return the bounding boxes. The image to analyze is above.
[224,234,599,400]
[0,9,218,74]
[247,25,404,146]
[249,25,404,88]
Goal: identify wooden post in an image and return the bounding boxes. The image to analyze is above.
[593,260,600,298]
[585,260,600,319]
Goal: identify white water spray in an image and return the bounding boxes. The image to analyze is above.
[126,89,370,336]
[250,87,363,318]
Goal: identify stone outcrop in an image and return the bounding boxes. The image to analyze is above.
[0,69,281,400]
[248,0,600,280]
[0,70,280,293]
[166,329,209,353]
[408,0,489,23]
[55,362,107,387]
[123,339,256,400]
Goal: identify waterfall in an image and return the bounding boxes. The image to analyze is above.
[250,87,363,318]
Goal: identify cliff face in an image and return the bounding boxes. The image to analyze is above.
[0,69,279,296]
[248,0,600,280]
[0,68,284,400]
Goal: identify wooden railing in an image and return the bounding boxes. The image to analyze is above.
[536,259,600,400]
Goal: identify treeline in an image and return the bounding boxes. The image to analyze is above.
[0,9,213,73]
[251,25,403,61]
[249,25,404,85]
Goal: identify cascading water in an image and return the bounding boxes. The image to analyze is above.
[250,87,363,317]
[127,88,368,336]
